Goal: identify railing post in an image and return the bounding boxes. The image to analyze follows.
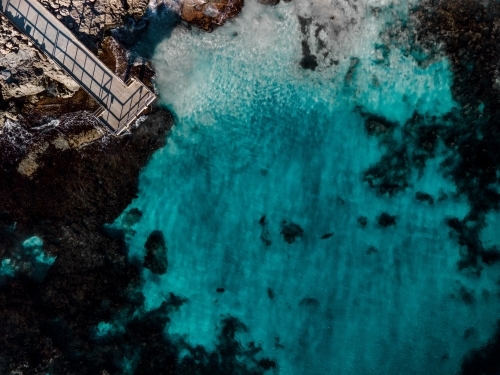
[53,29,59,56]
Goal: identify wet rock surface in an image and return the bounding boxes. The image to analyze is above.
[259,215,272,246]
[0,107,175,374]
[143,230,168,274]
[415,192,434,205]
[258,0,279,5]
[162,0,244,32]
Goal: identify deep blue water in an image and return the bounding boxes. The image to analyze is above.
[110,1,500,374]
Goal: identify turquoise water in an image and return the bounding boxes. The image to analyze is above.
[0,236,55,282]
[112,1,500,374]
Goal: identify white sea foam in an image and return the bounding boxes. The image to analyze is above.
[153,0,456,126]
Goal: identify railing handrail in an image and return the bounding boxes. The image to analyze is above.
[1,0,156,133]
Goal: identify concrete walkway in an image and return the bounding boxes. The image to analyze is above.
[0,0,156,133]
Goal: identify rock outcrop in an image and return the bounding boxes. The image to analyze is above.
[162,0,244,31]
[0,107,174,374]
[0,0,151,132]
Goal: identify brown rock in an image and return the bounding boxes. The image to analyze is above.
[180,0,244,31]
[98,36,129,82]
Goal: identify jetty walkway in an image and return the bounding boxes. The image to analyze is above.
[0,0,156,133]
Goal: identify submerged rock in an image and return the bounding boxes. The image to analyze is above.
[376,213,396,227]
[143,230,168,274]
[259,215,272,246]
[460,321,500,375]
[280,220,304,244]
[122,208,143,227]
[297,16,318,71]
[415,192,434,205]
[267,287,274,299]
[259,0,279,6]
[364,115,397,137]
[458,285,475,305]
[357,216,368,228]
[321,232,334,239]
[260,228,272,246]
[364,149,411,196]
[259,215,267,226]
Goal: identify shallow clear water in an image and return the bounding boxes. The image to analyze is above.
[112,1,500,374]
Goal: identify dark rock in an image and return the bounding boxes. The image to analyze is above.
[267,288,274,299]
[258,358,277,370]
[259,215,267,226]
[143,230,168,275]
[459,321,500,375]
[300,50,318,70]
[298,17,318,71]
[216,287,225,293]
[377,213,396,227]
[459,286,475,305]
[0,107,173,373]
[410,0,500,370]
[357,216,368,228]
[415,192,434,205]
[445,217,500,273]
[364,149,411,196]
[344,57,360,83]
[260,230,272,246]
[259,216,272,246]
[463,327,475,340]
[122,207,143,227]
[364,114,397,136]
[259,0,279,5]
[280,221,304,244]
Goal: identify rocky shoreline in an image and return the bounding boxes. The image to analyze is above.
[0,107,176,374]
[3,0,500,373]
[0,0,251,373]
